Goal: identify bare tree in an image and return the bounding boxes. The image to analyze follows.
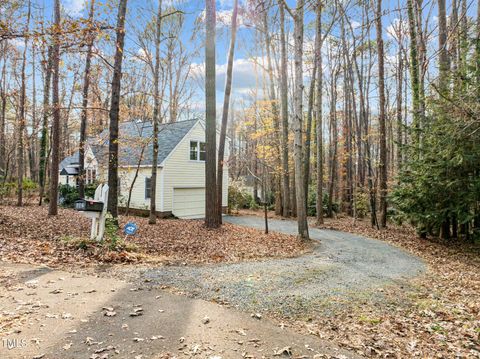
[278,1,290,217]
[16,0,31,206]
[149,0,163,225]
[0,43,6,176]
[48,0,61,215]
[38,46,53,205]
[315,2,324,225]
[107,0,129,219]
[217,0,238,223]
[375,0,387,228]
[205,0,220,228]
[78,0,96,199]
[282,0,309,240]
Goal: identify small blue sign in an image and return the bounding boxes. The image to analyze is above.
[124,222,138,235]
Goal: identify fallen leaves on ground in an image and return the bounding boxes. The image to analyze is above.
[241,209,480,358]
[0,205,307,268]
[311,215,479,357]
[120,213,309,264]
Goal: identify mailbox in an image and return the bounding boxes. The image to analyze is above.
[74,199,104,212]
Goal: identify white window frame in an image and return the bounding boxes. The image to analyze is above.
[189,140,206,162]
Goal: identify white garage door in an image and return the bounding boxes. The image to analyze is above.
[173,187,205,219]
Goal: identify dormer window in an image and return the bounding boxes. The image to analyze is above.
[190,141,206,161]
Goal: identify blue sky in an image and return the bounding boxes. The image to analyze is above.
[11,0,480,121]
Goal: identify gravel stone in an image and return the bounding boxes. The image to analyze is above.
[141,216,425,316]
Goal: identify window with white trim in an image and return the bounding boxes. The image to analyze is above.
[190,141,206,161]
[145,177,151,199]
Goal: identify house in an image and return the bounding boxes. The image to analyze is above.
[59,145,98,187]
[59,119,229,219]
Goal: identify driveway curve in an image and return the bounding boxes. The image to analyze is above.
[143,216,425,316]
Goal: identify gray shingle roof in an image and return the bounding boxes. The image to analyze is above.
[60,167,79,175]
[62,119,199,169]
[118,119,198,166]
[60,152,79,170]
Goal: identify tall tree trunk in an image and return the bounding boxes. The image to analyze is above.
[438,0,450,92]
[327,87,337,218]
[0,44,7,177]
[292,0,309,240]
[375,0,387,228]
[78,0,96,199]
[205,0,220,228]
[38,46,53,205]
[149,0,163,225]
[303,63,316,201]
[48,0,60,215]
[315,2,323,225]
[414,0,426,124]
[107,0,129,219]
[217,0,238,223]
[279,1,290,217]
[406,0,421,151]
[17,0,31,206]
[396,41,403,171]
[261,0,282,216]
[477,0,480,95]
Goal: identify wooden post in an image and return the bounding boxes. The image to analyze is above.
[264,202,268,234]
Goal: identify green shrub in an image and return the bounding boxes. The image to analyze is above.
[307,186,338,217]
[0,182,16,198]
[104,213,121,250]
[59,182,98,207]
[353,191,370,218]
[228,184,255,211]
[59,184,79,207]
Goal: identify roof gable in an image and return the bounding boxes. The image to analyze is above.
[95,118,200,167]
[59,119,201,169]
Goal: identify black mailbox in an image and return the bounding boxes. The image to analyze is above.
[74,199,104,212]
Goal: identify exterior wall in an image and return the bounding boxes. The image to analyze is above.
[92,121,230,215]
[59,175,77,186]
[161,121,229,212]
[118,167,163,211]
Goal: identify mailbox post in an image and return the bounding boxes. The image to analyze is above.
[74,184,109,241]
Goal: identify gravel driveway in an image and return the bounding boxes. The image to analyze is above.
[142,216,425,317]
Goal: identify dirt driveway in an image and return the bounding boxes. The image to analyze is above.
[0,262,357,359]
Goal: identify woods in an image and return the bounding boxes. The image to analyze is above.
[0,1,479,357]
[1,0,480,239]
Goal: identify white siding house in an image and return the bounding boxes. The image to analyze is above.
[59,119,229,219]
[59,145,98,187]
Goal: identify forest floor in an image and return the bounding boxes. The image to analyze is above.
[1,205,479,358]
[236,209,480,358]
[0,205,309,267]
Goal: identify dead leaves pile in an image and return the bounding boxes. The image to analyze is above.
[0,205,307,269]
[0,205,139,266]
[119,214,308,264]
[303,216,480,358]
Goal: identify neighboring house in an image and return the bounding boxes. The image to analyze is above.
[59,145,98,187]
[59,119,229,219]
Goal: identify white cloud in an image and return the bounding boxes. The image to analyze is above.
[10,38,24,49]
[64,0,86,17]
[386,18,408,40]
[351,20,361,29]
[198,8,249,29]
[190,57,267,98]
